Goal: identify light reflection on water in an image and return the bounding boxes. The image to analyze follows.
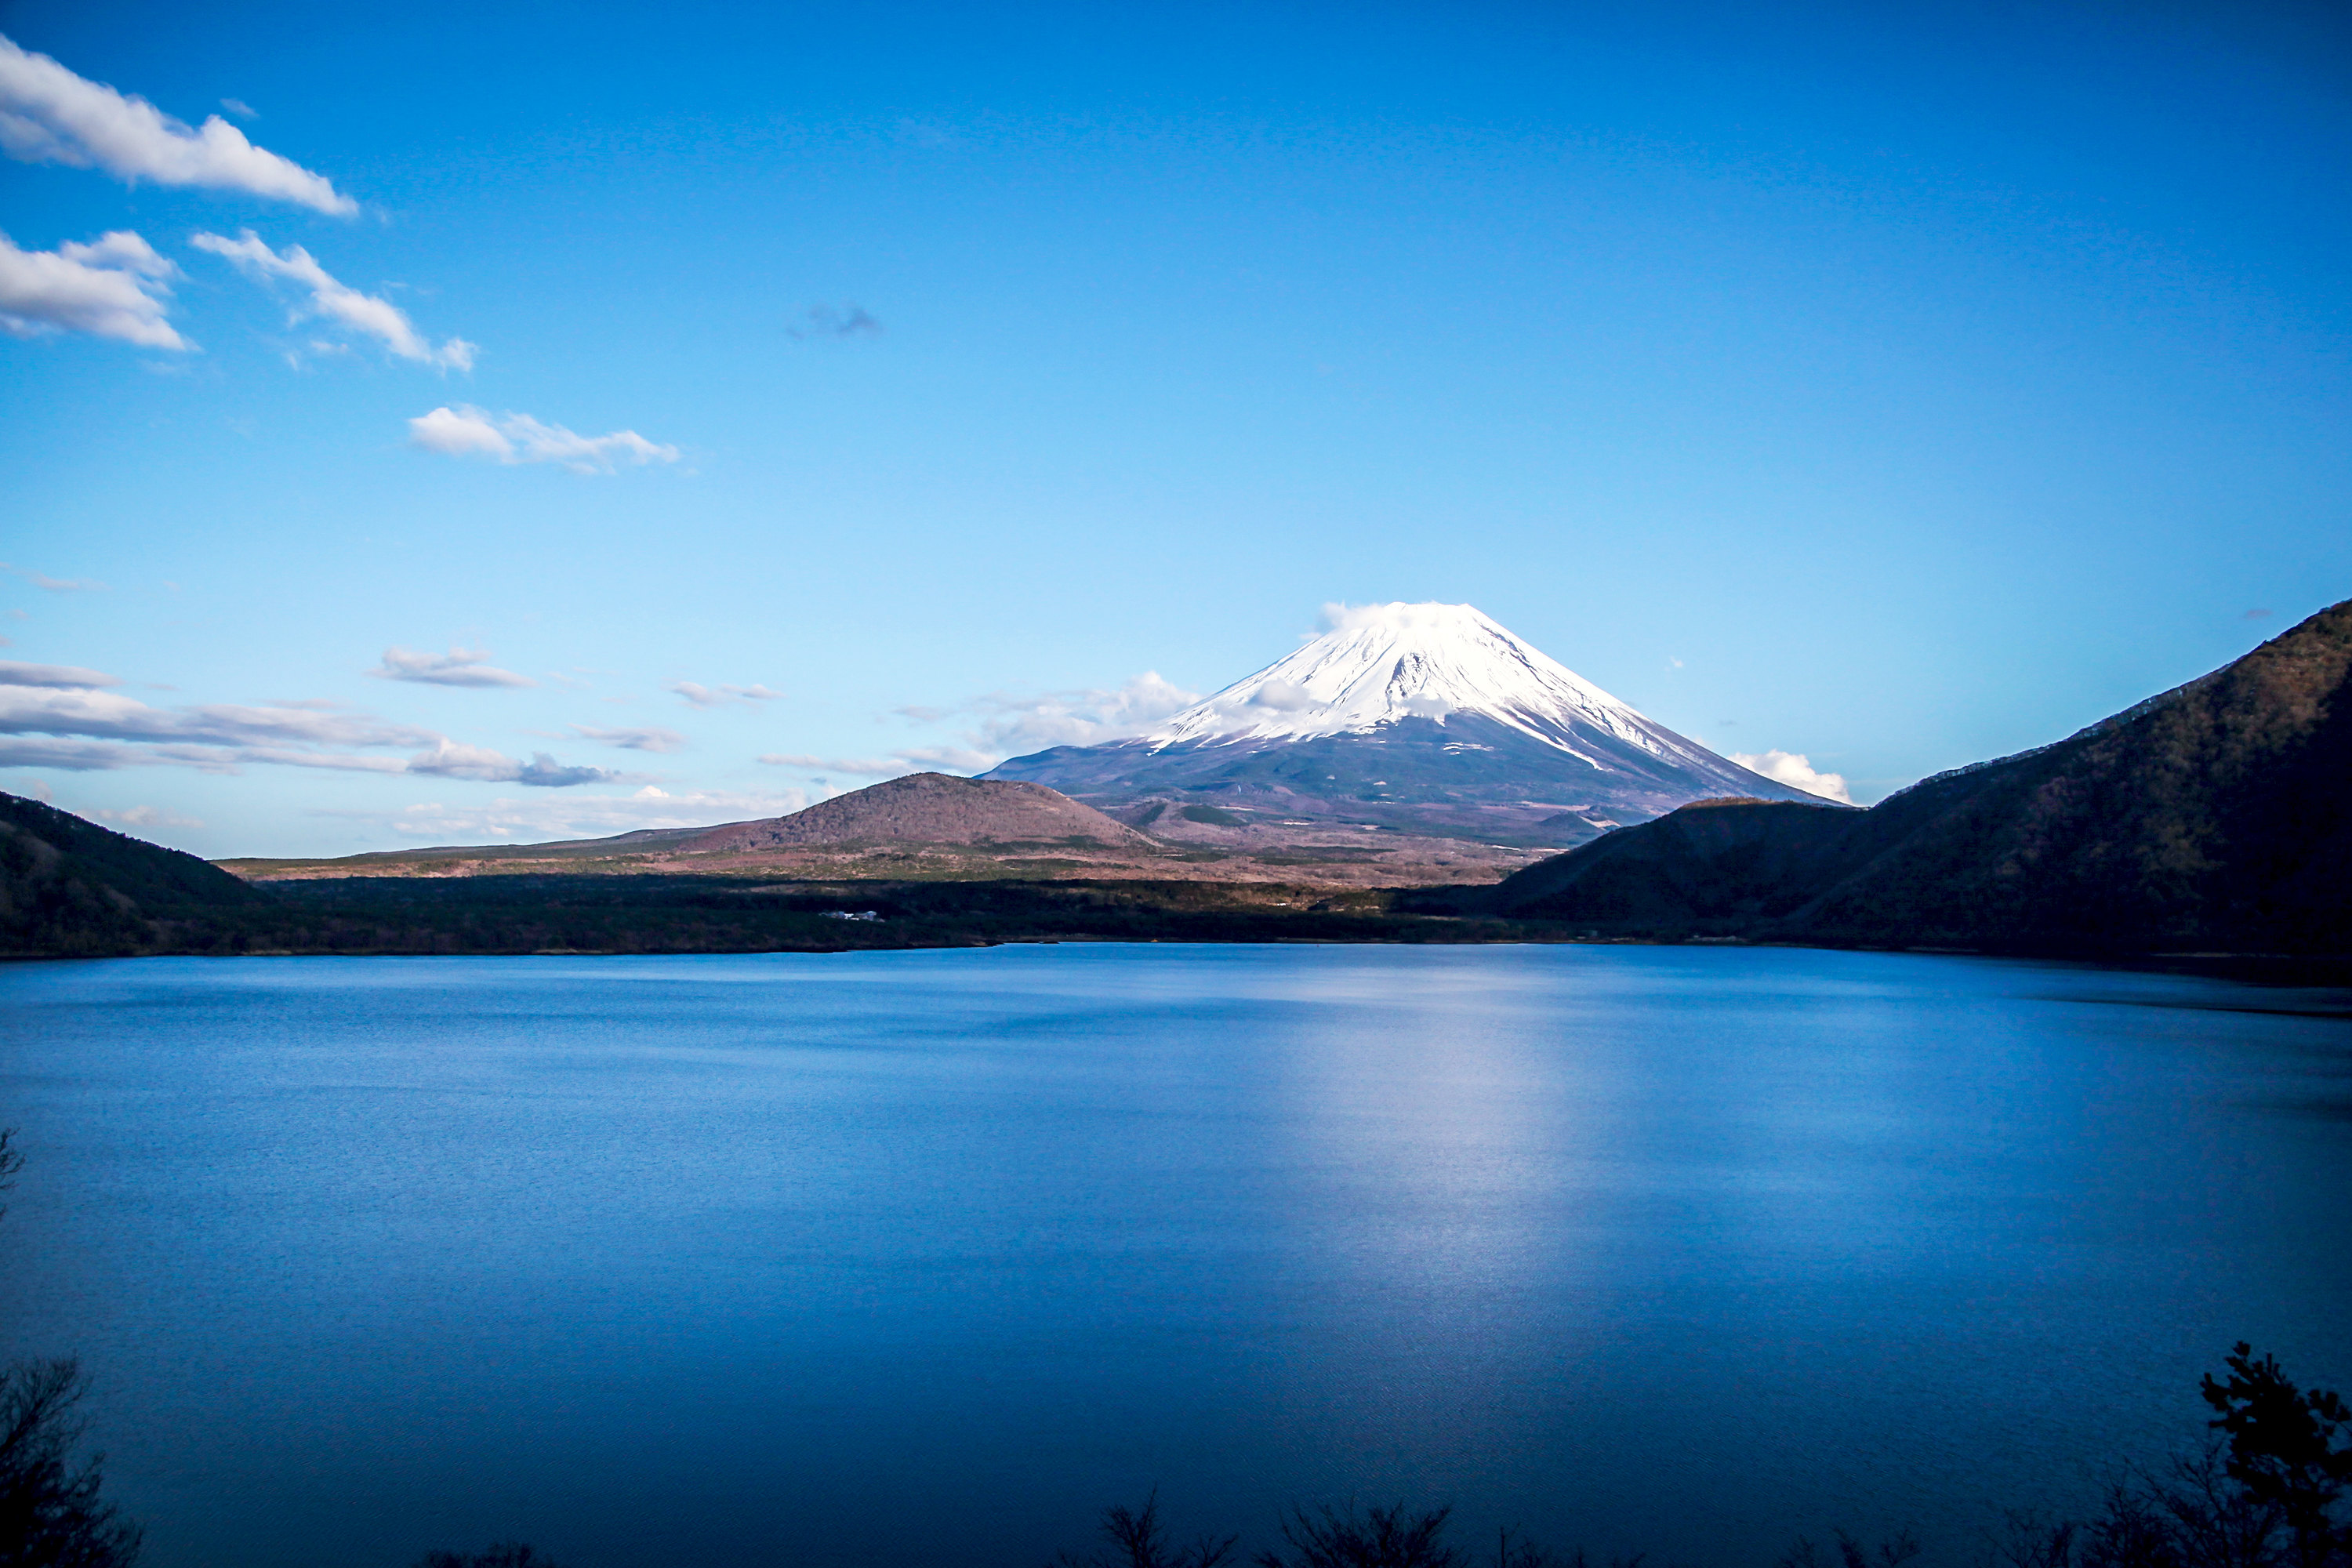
[0,945,2346,1568]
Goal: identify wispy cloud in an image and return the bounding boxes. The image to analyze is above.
[1,562,110,591]
[0,34,354,214]
[406,740,618,787]
[757,753,902,776]
[0,662,614,786]
[194,231,475,368]
[87,804,202,829]
[369,645,535,689]
[218,98,256,121]
[898,672,1198,764]
[0,229,187,349]
[772,674,1198,783]
[0,659,120,688]
[1730,749,1853,805]
[755,746,995,780]
[409,406,678,473]
[665,680,779,710]
[786,303,883,340]
[0,681,439,751]
[568,724,687,753]
[317,784,814,844]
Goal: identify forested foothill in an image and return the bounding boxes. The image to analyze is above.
[1465,601,2352,956]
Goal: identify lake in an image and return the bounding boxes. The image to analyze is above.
[2,945,2347,1567]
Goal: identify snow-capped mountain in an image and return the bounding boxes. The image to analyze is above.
[985,603,1820,847]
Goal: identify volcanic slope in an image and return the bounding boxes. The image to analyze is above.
[985,602,1817,846]
[223,771,1540,887]
[1484,597,2352,954]
[681,773,1152,851]
[228,775,1154,877]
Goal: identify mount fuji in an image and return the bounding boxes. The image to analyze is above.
[984,603,1824,847]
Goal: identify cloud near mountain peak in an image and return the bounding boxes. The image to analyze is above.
[1730,749,1852,804]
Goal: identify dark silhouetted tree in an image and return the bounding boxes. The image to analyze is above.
[1254,1501,1465,1568]
[0,1131,141,1568]
[0,1357,143,1568]
[1986,1510,2078,1568]
[2082,1446,2293,1568]
[1055,1491,1239,1568]
[410,1545,563,1568]
[1487,1526,1573,1568]
[2204,1344,2352,1568]
[1777,1528,1920,1568]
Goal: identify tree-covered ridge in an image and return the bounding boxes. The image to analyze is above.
[1489,598,2352,953]
[0,793,255,956]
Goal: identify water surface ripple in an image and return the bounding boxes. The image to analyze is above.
[2,946,2347,1567]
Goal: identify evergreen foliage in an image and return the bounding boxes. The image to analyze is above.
[0,1131,141,1568]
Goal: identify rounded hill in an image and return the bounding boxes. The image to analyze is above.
[682,773,1156,852]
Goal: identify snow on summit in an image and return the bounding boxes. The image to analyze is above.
[984,599,1823,845]
[1147,601,1660,756]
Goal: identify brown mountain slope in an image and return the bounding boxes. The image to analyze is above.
[1486,599,2352,953]
[681,773,1157,852]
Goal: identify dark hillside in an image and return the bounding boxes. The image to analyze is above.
[0,793,256,955]
[1478,797,1864,933]
[1487,599,2352,954]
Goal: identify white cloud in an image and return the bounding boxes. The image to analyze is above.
[931,671,1198,759]
[826,673,1197,781]
[406,739,618,787]
[757,753,906,776]
[0,228,187,348]
[0,737,180,771]
[0,659,120,688]
[757,746,996,779]
[320,784,815,844]
[408,405,679,473]
[665,680,779,709]
[87,804,202,829]
[0,678,437,751]
[0,662,612,786]
[1250,678,1313,712]
[369,645,535,688]
[0,35,354,213]
[219,98,256,121]
[1318,601,1465,634]
[1731,749,1853,805]
[569,724,688,753]
[407,405,509,458]
[194,231,474,368]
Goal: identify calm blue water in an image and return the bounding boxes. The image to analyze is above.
[2,945,2347,1568]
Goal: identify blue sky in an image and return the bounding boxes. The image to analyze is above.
[3,0,2349,856]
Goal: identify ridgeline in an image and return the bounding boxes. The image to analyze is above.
[6,599,2348,961]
